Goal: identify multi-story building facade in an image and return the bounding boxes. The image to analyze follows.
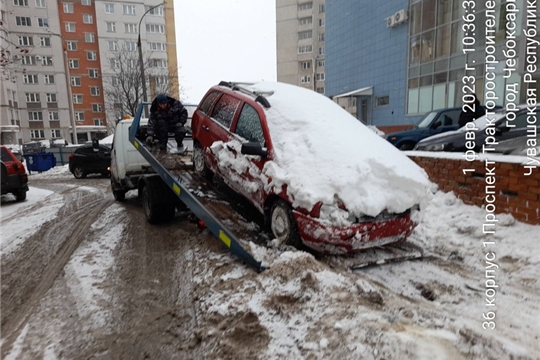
[276,0,326,95]
[0,0,177,145]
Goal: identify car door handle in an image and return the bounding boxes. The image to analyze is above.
[202,125,209,131]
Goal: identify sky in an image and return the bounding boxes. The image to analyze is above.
[174,0,277,104]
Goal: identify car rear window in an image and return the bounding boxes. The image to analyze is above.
[199,91,220,115]
[211,94,242,129]
[1,148,13,162]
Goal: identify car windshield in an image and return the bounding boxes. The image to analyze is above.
[415,111,437,128]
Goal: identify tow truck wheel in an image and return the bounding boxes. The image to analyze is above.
[270,199,302,248]
[193,142,213,179]
[15,189,27,201]
[142,185,160,224]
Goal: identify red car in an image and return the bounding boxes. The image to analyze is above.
[1,145,29,201]
[191,81,429,254]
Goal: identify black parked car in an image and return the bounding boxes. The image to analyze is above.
[414,106,538,153]
[68,144,111,179]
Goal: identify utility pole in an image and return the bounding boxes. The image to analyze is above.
[138,2,165,118]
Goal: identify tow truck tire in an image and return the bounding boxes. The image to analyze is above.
[113,189,126,201]
[142,185,160,224]
[193,142,213,179]
[15,189,27,201]
[270,199,302,248]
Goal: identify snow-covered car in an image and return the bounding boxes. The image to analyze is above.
[191,81,431,254]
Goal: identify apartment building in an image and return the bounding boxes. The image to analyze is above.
[0,0,177,145]
[276,0,326,95]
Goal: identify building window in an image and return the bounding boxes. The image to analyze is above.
[317,59,325,67]
[85,33,95,43]
[92,103,102,112]
[21,56,36,65]
[16,16,31,26]
[30,130,45,139]
[14,0,28,6]
[81,0,91,5]
[75,112,85,121]
[316,73,325,81]
[67,41,77,50]
[63,3,74,13]
[299,17,312,26]
[298,2,312,11]
[49,112,59,121]
[124,42,137,51]
[316,87,325,94]
[94,119,104,126]
[150,59,167,68]
[44,75,54,84]
[146,24,164,33]
[104,3,114,14]
[319,18,325,27]
[154,75,168,85]
[90,87,100,96]
[35,0,46,8]
[348,97,357,107]
[318,47,325,55]
[124,23,137,33]
[319,4,325,13]
[376,96,390,107]
[42,57,53,66]
[318,33,325,41]
[26,93,40,102]
[83,14,93,24]
[40,37,50,47]
[109,59,119,68]
[69,59,79,69]
[51,129,61,138]
[73,95,83,104]
[37,18,49,27]
[298,30,312,40]
[108,41,119,51]
[28,111,43,121]
[298,45,312,54]
[65,22,76,32]
[87,51,97,61]
[89,69,98,78]
[106,22,116,32]
[300,76,311,84]
[123,5,136,15]
[71,77,81,86]
[46,93,57,102]
[300,61,311,70]
[18,36,33,46]
[23,74,38,84]
[145,5,163,15]
[148,42,166,51]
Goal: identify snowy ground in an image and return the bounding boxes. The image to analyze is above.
[1,165,539,359]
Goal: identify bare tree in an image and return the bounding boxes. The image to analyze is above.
[102,42,182,132]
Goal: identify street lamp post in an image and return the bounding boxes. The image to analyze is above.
[138,2,165,118]
[48,31,78,144]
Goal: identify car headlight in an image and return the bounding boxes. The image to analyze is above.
[320,204,356,225]
[426,143,446,151]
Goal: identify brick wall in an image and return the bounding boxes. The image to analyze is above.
[409,155,540,225]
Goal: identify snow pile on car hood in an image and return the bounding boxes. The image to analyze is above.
[245,81,432,217]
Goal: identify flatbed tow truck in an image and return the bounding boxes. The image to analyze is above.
[128,102,423,272]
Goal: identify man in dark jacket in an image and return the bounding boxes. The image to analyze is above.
[458,94,486,128]
[146,93,188,153]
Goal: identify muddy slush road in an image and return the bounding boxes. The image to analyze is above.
[1,176,215,359]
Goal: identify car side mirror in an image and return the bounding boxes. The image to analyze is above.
[241,142,267,158]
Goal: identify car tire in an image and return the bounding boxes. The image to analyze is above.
[113,189,126,201]
[270,199,302,248]
[192,142,213,179]
[15,189,27,201]
[398,142,415,151]
[73,165,86,179]
[142,185,160,224]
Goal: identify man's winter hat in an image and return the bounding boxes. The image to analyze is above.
[157,93,168,104]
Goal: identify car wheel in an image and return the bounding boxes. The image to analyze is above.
[193,142,213,179]
[398,142,415,151]
[113,189,126,201]
[15,189,27,201]
[142,185,159,224]
[73,165,86,179]
[270,199,302,248]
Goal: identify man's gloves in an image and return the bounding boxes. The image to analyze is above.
[145,136,154,146]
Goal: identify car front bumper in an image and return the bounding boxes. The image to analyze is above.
[293,211,417,254]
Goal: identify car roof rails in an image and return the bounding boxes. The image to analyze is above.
[218,81,272,108]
